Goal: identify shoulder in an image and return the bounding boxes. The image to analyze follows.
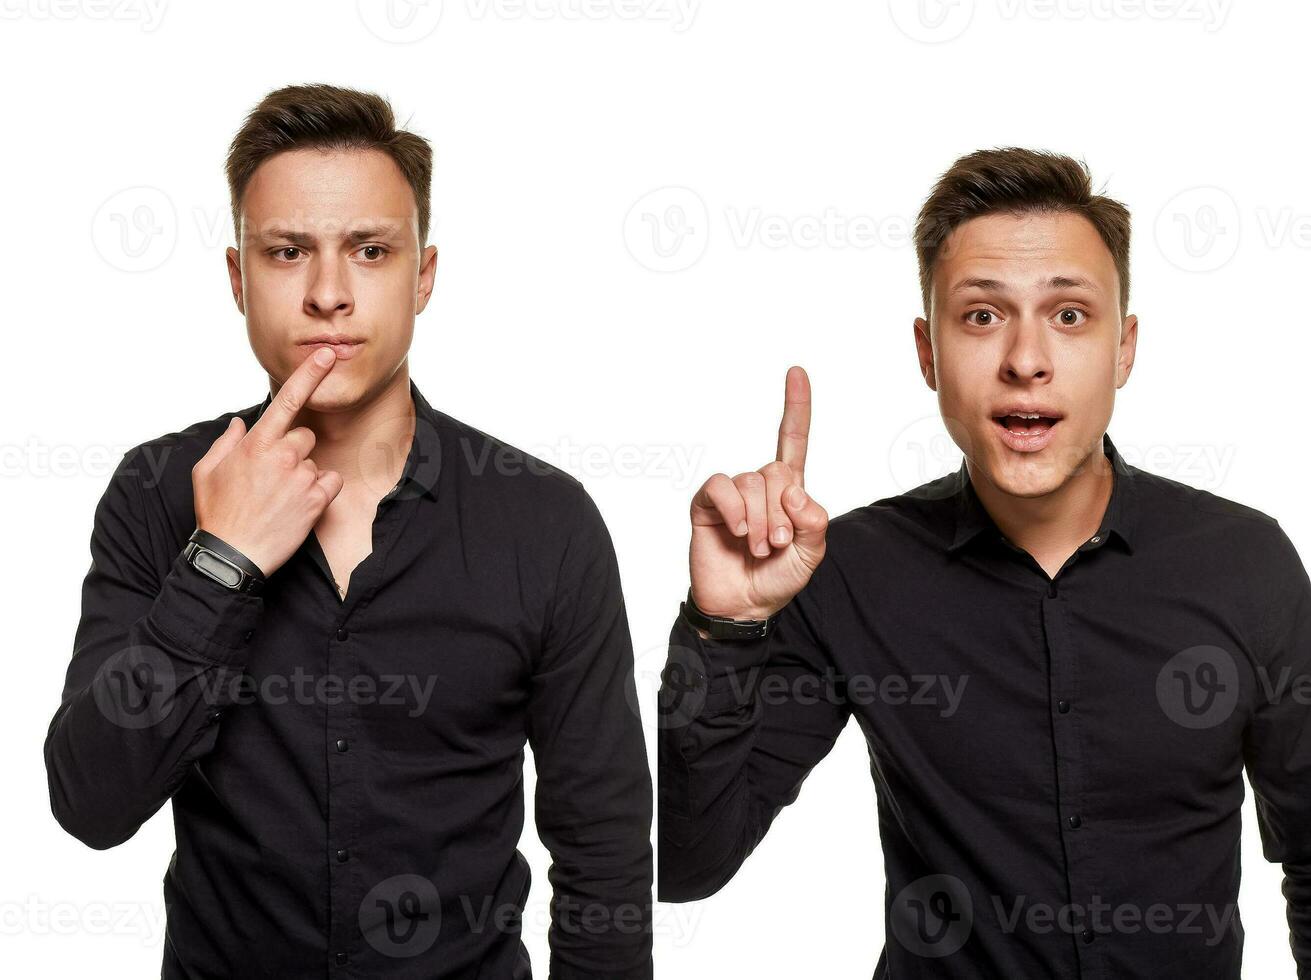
[1128,464,1294,566]
[428,406,593,519]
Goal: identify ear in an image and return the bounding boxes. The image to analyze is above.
[914,315,937,391]
[225,246,244,315]
[1115,313,1138,388]
[415,245,438,314]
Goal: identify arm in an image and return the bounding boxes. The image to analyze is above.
[657,558,849,902]
[43,446,265,849]
[1243,520,1311,976]
[526,488,653,980]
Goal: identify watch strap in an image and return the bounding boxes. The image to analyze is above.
[183,527,266,595]
[680,588,780,641]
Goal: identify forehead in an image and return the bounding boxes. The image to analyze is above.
[934,211,1117,297]
[240,147,416,242]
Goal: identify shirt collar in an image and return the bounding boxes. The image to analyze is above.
[252,377,442,501]
[947,431,1136,556]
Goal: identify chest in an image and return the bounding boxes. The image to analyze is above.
[312,496,385,601]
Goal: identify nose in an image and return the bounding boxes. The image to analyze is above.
[303,255,354,318]
[999,315,1052,383]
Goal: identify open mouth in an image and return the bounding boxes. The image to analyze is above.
[992,413,1061,434]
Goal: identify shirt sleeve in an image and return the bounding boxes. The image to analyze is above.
[43,446,266,850]
[525,487,653,980]
[1243,519,1311,975]
[657,556,851,902]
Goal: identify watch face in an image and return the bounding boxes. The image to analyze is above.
[194,549,243,589]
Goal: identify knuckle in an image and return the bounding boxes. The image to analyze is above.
[735,471,764,491]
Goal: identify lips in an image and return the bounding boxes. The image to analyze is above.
[990,408,1062,453]
[297,337,365,361]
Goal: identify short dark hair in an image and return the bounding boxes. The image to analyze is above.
[225,83,432,245]
[914,147,1131,320]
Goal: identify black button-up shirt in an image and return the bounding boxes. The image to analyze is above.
[658,433,1311,978]
[45,379,653,979]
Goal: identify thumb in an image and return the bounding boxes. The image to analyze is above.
[196,415,246,473]
[781,484,828,561]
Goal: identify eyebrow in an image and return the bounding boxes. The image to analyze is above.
[256,225,403,246]
[950,275,1101,294]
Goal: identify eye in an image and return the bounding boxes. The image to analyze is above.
[273,246,303,262]
[1056,307,1088,327]
[358,244,389,262]
[964,308,1001,327]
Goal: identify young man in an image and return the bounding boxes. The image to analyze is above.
[659,148,1311,977]
[45,83,652,979]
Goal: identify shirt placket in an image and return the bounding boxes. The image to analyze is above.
[316,481,410,974]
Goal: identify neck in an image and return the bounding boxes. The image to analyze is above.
[270,366,416,500]
[967,440,1114,571]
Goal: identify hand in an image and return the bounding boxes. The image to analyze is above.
[191,347,346,577]
[688,365,829,622]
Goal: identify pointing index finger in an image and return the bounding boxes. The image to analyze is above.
[775,365,811,483]
[251,346,337,441]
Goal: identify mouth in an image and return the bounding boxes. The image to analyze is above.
[297,336,365,361]
[990,409,1062,452]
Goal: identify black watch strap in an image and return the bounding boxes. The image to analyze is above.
[680,588,780,641]
[183,528,267,595]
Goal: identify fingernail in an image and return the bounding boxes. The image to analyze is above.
[314,347,334,365]
[736,520,748,535]
[789,486,807,507]
[772,526,788,544]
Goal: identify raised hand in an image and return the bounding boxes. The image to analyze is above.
[688,365,829,621]
[191,347,346,577]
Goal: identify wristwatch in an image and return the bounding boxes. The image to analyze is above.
[679,588,780,641]
[182,528,266,595]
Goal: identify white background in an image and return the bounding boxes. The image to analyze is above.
[3,0,1310,976]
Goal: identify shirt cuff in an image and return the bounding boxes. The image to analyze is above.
[668,607,772,716]
[146,548,265,666]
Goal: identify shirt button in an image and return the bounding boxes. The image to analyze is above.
[1057,699,1070,714]
[208,709,224,723]
[336,627,350,641]
[1081,928,1095,944]
[334,951,348,965]
[336,848,350,863]
[243,630,253,642]
[1047,582,1058,598]
[1068,814,1083,829]
[1090,535,1101,544]
[335,738,349,753]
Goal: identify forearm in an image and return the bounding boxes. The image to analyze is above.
[658,613,774,901]
[44,547,263,849]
